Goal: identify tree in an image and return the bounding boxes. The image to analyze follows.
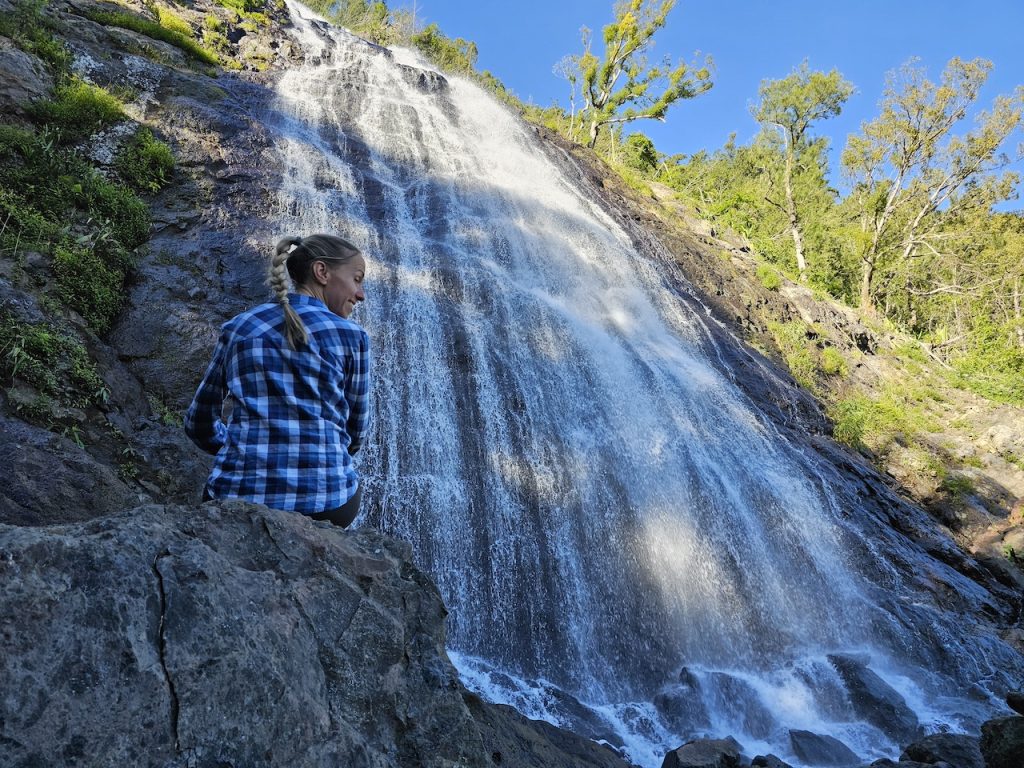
[754,62,853,282]
[622,131,658,172]
[575,0,712,148]
[841,57,1023,314]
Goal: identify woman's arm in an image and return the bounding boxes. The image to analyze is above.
[184,327,231,455]
[345,329,370,455]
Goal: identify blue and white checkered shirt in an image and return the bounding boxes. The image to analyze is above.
[184,293,370,514]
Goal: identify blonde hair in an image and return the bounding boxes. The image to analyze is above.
[270,234,363,349]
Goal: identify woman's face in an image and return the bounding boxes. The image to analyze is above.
[322,254,366,318]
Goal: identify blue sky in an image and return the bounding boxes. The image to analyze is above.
[400,0,1024,200]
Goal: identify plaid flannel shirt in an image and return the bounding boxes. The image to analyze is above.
[184,294,370,514]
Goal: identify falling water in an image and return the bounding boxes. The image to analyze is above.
[268,4,1022,765]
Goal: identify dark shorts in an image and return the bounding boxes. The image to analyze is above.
[202,483,362,529]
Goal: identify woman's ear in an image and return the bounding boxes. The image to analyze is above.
[311,260,331,285]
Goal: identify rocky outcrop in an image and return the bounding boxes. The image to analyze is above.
[662,737,743,768]
[0,501,632,767]
[787,730,859,767]
[898,732,983,768]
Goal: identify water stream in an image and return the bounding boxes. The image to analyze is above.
[268,4,1022,764]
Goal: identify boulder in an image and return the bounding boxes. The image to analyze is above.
[899,732,982,768]
[662,737,743,768]
[980,716,1024,768]
[0,502,630,767]
[751,755,793,768]
[828,654,920,743]
[788,730,859,767]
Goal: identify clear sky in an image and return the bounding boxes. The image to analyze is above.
[398,0,1024,200]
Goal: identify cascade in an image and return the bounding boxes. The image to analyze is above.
[269,4,1022,764]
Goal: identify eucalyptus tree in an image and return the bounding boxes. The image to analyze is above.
[841,57,1023,315]
[754,63,853,283]
[575,0,713,148]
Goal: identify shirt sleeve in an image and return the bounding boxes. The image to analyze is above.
[184,325,232,455]
[345,328,371,451]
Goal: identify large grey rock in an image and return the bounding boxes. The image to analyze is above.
[751,755,793,768]
[662,737,743,768]
[0,36,53,117]
[899,732,982,768]
[0,502,629,767]
[980,716,1024,768]
[788,729,859,766]
[828,654,920,743]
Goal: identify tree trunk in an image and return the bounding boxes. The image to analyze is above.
[782,144,807,282]
[588,118,600,148]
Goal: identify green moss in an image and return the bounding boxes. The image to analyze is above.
[114,127,175,193]
[756,263,782,291]
[828,385,940,455]
[940,473,975,500]
[52,242,131,334]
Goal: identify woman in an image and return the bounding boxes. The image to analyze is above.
[184,234,369,527]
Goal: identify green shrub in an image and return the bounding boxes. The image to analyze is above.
[756,263,782,291]
[0,313,107,412]
[114,127,175,193]
[30,78,125,141]
[81,174,150,248]
[829,396,868,448]
[52,242,129,333]
[820,347,848,377]
[768,320,818,390]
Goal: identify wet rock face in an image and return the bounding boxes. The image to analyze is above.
[827,654,920,744]
[0,501,630,768]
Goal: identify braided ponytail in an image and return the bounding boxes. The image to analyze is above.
[271,236,309,350]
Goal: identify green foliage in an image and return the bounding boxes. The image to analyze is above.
[0,313,108,416]
[215,0,265,14]
[52,239,135,333]
[0,0,72,72]
[621,132,658,174]
[768,320,818,390]
[114,127,175,193]
[829,396,869,447]
[0,116,149,335]
[83,8,219,66]
[29,78,125,141]
[155,5,192,36]
[411,23,478,74]
[756,263,782,291]
[819,346,848,377]
[828,386,939,454]
[940,473,976,500]
[575,0,713,147]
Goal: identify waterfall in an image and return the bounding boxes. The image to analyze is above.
[270,4,1022,765]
